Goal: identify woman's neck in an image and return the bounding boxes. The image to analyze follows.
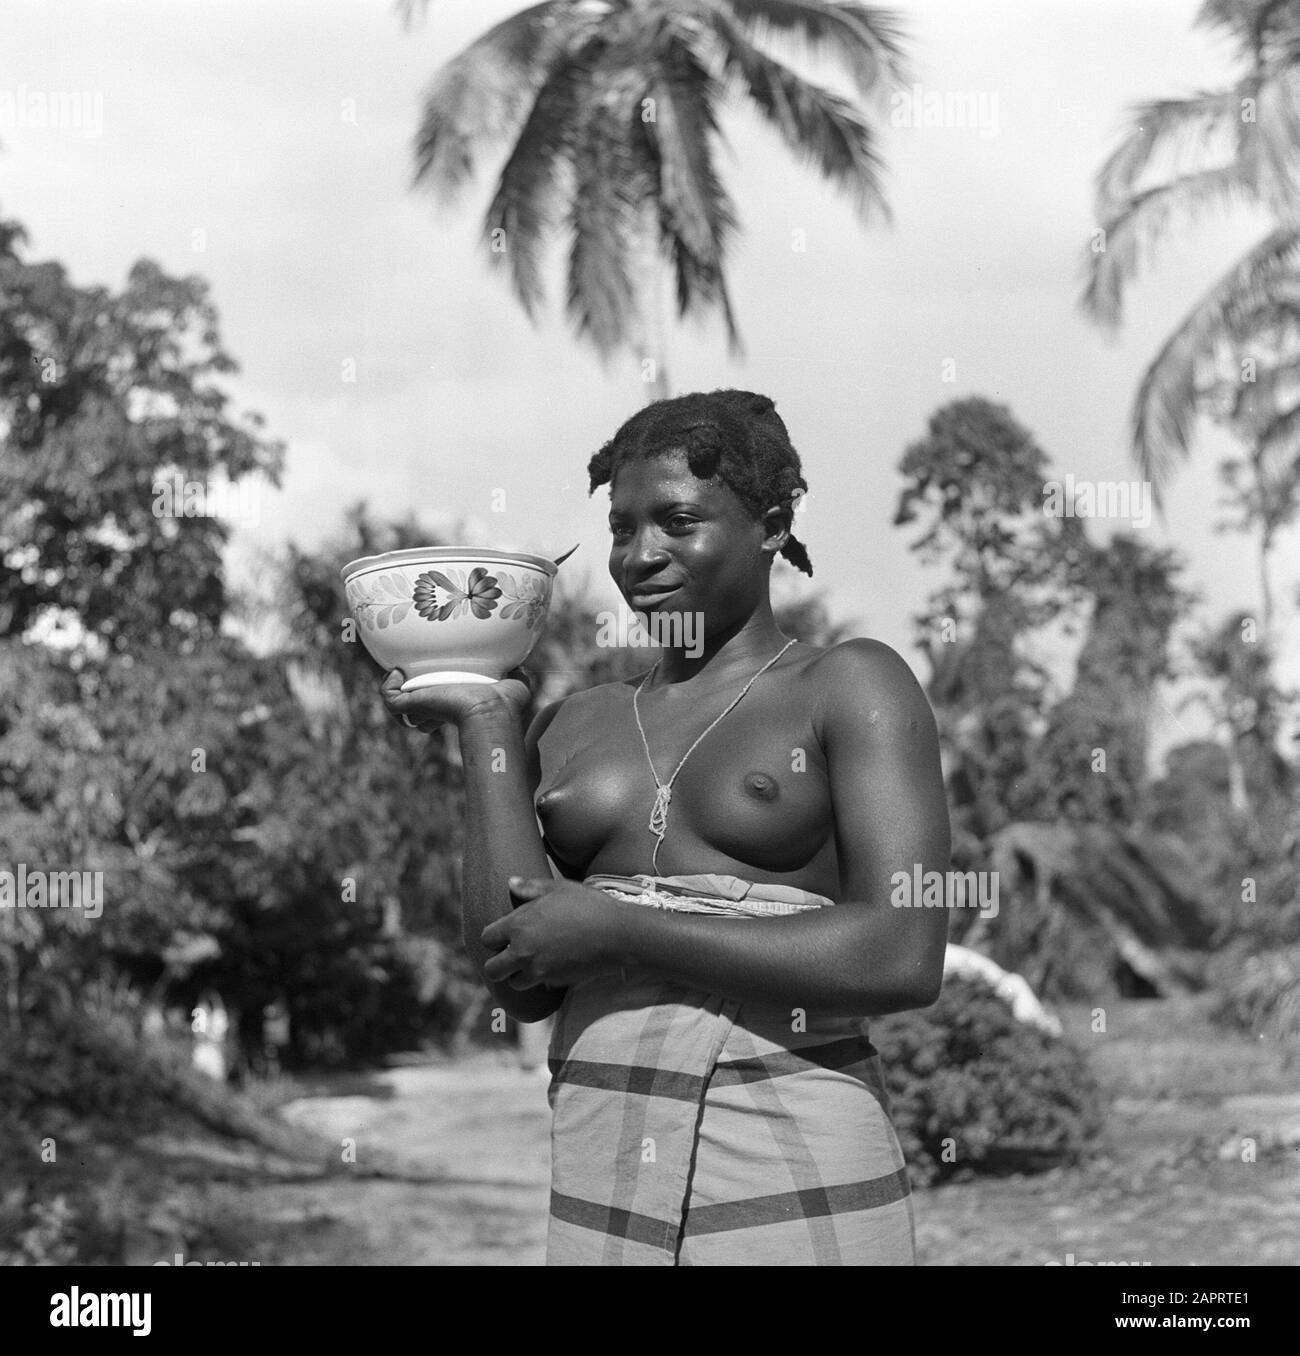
[648,605,791,688]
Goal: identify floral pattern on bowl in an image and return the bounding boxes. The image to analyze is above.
[346,572,412,629]
[347,567,549,634]
[413,567,502,621]
[495,573,549,631]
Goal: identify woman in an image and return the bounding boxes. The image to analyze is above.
[381,390,951,1266]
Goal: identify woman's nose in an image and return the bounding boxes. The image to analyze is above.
[624,528,669,569]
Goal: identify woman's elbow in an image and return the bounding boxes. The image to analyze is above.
[496,984,565,1025]
[851,960,943,1016]
[899,970,944,1010]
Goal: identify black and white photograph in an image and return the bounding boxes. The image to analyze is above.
[1,0,1296,1290]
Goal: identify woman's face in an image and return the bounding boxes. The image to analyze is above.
[607,449,776,628]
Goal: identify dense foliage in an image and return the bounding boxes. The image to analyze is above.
[895,396,1296,1002]
[873,976,1106,1185]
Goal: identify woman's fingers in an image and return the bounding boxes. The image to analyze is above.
[483,947,520,984]
[379,669,526,731]
[380,669,413,719]
[405,717,441,733]
[379,669,453,733]
[507,875,551,904]
[480,917,506,950]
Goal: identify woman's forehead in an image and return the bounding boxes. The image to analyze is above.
[608,451,727,502]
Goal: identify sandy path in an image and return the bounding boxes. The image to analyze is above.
[205,1056,552,1266]
[208,1002,1298,1266]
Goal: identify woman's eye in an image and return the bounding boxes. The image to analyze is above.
[609,518,694,538]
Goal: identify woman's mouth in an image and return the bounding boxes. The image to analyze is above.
[627,584,680,607]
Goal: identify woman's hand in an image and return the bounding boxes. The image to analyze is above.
[480,877,630,989]
[380,666,532,735]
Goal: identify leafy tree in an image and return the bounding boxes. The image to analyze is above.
[1188,611,1293,805]
[1026,535,1191,824]
[1209,367,1300,642]
[895,397,1089,838]
[0,213,282,1034]
[401,0,907,393]
[895,397,1216,999]
[0,213,282,652]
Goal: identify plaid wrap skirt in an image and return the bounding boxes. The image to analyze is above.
[545,872,916,1266]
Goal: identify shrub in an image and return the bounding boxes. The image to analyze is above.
[1205,840,1299,1052]
[0,1194,78,1266]
[1208,944,1300,1051]
[871,975,1105,1185]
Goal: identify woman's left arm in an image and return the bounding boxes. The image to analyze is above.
[485,639,952,1017]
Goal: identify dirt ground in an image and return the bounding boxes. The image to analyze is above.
[178,996,1296,1266]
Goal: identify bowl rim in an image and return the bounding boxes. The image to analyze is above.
[340,546,559,583]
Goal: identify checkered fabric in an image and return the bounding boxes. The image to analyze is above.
[545,873,916,1266]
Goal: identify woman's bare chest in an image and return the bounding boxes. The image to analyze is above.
[535,682,834,874]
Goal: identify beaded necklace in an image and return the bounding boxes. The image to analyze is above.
[631,638,796,873]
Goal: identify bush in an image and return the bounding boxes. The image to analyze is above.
[872,975,1105,1185]
[1205,839,1299,1052]
[0,974,333,1263]
[0,1194,79,1266]
[1208,944,1300,1050]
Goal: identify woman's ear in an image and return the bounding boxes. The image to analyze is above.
[760,504,792,556]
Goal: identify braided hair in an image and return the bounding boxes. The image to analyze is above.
[587,389,813,576]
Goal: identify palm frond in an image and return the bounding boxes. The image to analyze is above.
[1225,335,1300,462]
[1082,164,1259,326]
[705,5,889,220]
[1246,64,1300,215]
[565,89,656,356]
[1225,276,1300,330]
[1092,88,1248,222]
[1197,0,1300,61]
[1129,225,1300,498]
[411,0,580,202]
[646,31,742,350]
[722,0,909,94]
[394,0,428,31]
[663,226,743,354]
[1258,398,1300,468]
[481,34,608,319]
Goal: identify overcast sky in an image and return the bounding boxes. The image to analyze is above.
[3,0,1293,757]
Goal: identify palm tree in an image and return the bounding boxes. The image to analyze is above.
[399,0,907,397]
[1081,0,1300,505]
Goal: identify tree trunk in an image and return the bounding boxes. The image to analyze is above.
[1258,521,1274,647]
[1227,729,1250,817]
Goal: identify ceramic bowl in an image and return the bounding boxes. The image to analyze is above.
[340,547,557,689]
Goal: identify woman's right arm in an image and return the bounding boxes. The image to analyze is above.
[457,696,567,1024]
[380,669,565,1024]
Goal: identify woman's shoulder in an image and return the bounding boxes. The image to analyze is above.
[528,668,648,729]
[802,637,933,729]
[803,636,918,685]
